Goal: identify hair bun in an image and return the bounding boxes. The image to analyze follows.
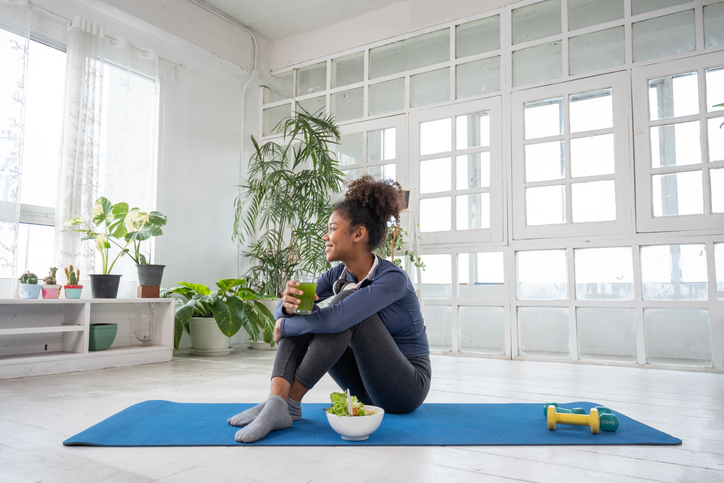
[344,176,402,224]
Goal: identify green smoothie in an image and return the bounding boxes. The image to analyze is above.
[295,281,317,314]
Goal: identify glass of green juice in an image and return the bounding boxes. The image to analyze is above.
[295,275,317,315]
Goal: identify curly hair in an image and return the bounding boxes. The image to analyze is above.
[334,175,402,251]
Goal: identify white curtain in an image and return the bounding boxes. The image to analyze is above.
[0,0,30,280]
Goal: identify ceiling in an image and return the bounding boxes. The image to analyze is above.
[198,0,410,41]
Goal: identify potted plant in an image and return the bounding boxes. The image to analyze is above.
[163,278,276,355]
[123,208,167,291]
[18,272,40,299]
[63,265,82,299]
[41,267,61,299]
[375,225,426,273]
[232,107,345,301]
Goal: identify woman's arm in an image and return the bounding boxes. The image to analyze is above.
[273,265,341,319]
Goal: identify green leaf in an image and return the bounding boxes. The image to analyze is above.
[215,278,247,294]
[177,282,211,296]
[174,299,195,349]
[210,297,244,338]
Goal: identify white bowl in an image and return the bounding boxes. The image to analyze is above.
[325,405,385,441]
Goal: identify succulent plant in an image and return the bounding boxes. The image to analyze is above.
[19,271,38,284]
[64,265,80,285]
[42,267,58,285]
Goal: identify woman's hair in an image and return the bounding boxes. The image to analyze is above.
[334,175,402,251]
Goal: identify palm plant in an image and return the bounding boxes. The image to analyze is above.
[232,107,345,297]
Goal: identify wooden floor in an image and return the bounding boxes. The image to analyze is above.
[1,347,723,482]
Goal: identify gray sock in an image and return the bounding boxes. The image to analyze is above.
[227,397,302,427]
[235,395,292,443]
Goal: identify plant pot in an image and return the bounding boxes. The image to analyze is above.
[19,284,41,299]
[41,284,62,299]
[89,274,122,299]
[89,323,118,351]
[64,285,83,299]
[188,316,232,356]
[136,264,165,286]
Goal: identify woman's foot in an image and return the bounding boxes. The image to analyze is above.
[227,398,301,427]
[234,396,292,443]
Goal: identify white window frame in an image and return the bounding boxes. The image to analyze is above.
[409,97,504,245]
[511,71,633,240]
[632,50,724,233]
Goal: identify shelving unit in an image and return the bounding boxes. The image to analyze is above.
[0,298,174,380]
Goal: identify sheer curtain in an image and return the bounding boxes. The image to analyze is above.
[0,0,30,283]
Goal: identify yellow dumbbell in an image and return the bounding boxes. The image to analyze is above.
[547,405,600,434]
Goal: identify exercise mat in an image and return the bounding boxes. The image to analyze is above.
[63,400,681,447]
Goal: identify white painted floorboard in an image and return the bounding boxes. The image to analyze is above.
[1,347,723,482]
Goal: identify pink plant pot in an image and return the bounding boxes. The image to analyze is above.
[42,285,62,299]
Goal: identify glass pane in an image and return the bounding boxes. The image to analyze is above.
[331,52,363,88]
[342,167,363,183]
[518,307,570,357]
[641,244,708,300]
[571,134,615,177]
[711,168,724,213]
[456,111,490,149]
[369,78,405,116]
[526,185,566,225]
[648,72,699,120]
[570,88,613,133]
[456,15,500,58]
[456,56,501,99]
[569,27,625,76]
[368,128,396,162]
[424,305,453,350]
[296,62,326,96]
[512,0,561,45]
[652,171,703,216]
[420,118,452,155]
[525,141,564,182]
[709,118,724,161]
[574,247,634,300]
[368,164,396,181]
[706,67,724,112]
[456,193,490,230]
[411,68,450,108]
[16,223,55,276]
[331,87,363,122]
[262,104,290,136]
[517,250,568,300]
[512,41,562,87]
[297,95,325,116]
[577,308,636,362]
[21,40,65,207]
[419,197,451,232]
[632,0,691,16]
[704,2,724,48]
[338,133,363,166]
[568,0,624,30]
[633,10,695,63]
[456,153,490,189]
[420,254,452,299]
[420,158,451,194]
[716,243,724,291]
[264,72,293,103]
[650,122,701,167]
[458,252,505,300]
[369,29,449,79]
[572,180,616,223]
[524,97,563,139]
[459,306,505,354]
[644,308,712,366]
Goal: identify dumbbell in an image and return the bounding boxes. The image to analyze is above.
[543,403,620,433]
[542,402,585,416]
[547,405,601,434]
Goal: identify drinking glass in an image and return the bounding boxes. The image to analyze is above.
[295,275,318,315]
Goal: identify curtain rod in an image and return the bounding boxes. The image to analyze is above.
[28,2,185,71]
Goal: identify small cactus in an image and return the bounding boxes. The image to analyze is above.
[19,271,38,284]
[42,267,58,285]
[64,265,80,285]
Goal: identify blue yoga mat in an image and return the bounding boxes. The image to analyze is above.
[63,401,680,446]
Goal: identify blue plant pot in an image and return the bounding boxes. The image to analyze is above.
[19,284,41,299]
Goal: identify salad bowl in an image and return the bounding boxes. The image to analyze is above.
[326,405,385,441]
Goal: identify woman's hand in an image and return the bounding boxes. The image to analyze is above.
[281,279,319,314]
[274,318,283,344]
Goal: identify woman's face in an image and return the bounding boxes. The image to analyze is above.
[323,211,366,263]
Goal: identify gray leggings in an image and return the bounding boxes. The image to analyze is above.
[271,291,432,414]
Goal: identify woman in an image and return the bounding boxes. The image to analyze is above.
[228,176,431,443]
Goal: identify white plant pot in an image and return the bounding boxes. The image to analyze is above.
[188,316,232,356]
[247,298,281,351]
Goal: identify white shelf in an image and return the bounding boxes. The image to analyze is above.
[0,326,84,336]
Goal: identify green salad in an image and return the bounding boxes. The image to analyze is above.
[326,391,375,417]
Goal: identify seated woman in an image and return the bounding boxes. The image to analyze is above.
[228,176,431,443]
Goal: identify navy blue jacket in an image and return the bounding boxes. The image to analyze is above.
[274,258,429,358]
